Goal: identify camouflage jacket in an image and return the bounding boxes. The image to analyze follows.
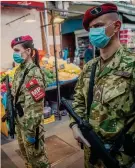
[73,46,135,140]
[12,62,45,137]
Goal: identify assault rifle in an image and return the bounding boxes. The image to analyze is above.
[61,97,120,168]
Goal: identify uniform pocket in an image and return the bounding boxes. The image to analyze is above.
[102,81,127,104]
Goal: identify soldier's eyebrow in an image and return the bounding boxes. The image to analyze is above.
[89,21,105,28]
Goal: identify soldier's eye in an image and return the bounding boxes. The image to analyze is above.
[94,24,104,28]
[14,49,20,52]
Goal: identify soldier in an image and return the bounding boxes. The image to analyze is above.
[70,3,135,168]
[11,35,50,168]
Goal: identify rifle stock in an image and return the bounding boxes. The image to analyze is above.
[61,97,120,168]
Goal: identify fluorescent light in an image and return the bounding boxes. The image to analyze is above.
[24,19,36,23]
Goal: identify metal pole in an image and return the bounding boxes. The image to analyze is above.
[43,1,50,55]
[51,10,61,120]
[39,12,46,52]
[59,24,63,58]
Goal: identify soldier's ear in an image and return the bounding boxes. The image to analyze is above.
[27,48,32,56]
[114,20,121,33]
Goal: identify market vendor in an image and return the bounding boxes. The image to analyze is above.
[70,3,135,168]
[11,35,50,168]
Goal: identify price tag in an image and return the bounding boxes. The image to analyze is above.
[59,64,65,69]
[44,60,48,64]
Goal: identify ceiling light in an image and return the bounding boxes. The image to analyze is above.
[24,19,36,23]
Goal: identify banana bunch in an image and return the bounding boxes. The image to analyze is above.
[64,63,81,74]
[58,72,78,81]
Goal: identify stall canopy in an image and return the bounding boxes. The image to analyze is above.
[61,18,83,34]
[122,13,135,24]
[1,1,44,11]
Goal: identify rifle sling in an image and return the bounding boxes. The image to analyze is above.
[15,65,35,104]
[87,62,98,119]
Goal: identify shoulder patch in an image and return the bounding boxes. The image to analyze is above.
[25,78,45,102]
[113,71,132,78]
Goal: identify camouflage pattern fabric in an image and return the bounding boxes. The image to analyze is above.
[72,46,135,168]
[12,62,50,168]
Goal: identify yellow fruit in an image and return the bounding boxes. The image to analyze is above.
[40,56,81,80]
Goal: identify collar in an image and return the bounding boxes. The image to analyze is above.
[97,46,125,78]
[20,61,35,70]
[106,46,124,70]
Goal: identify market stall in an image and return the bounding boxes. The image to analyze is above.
[120,29,135,53]
[39,50,81,106]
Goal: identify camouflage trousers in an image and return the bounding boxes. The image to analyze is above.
[15,124,50,168]
[84,145,134,168]
[84,145,104,168]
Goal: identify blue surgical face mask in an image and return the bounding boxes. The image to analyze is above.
[89,23,115,49]
[13,52,25,64]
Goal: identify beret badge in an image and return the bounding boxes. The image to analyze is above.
[91,7,102,15]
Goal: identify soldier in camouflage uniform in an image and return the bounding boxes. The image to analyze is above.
[70,3,135,168]
[11,35,50,168]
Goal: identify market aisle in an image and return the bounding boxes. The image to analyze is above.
[1,116,84,168]
[1,149,17,168]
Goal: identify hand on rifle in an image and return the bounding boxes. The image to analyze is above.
[72,124,91,147]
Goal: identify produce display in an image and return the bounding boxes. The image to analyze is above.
[0,72,7,82]
[0,66,19,83]
[41,56,81,81]
[0,66,19,95]
[41,68,56,87]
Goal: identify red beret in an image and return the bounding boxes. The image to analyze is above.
[11,35,33,48]
[83,3,118,31]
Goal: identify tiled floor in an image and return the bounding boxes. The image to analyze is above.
[1,115,84,168]
[1,149,17,168]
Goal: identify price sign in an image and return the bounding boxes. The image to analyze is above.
[59,64,65,69]
[44,60,48,64]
